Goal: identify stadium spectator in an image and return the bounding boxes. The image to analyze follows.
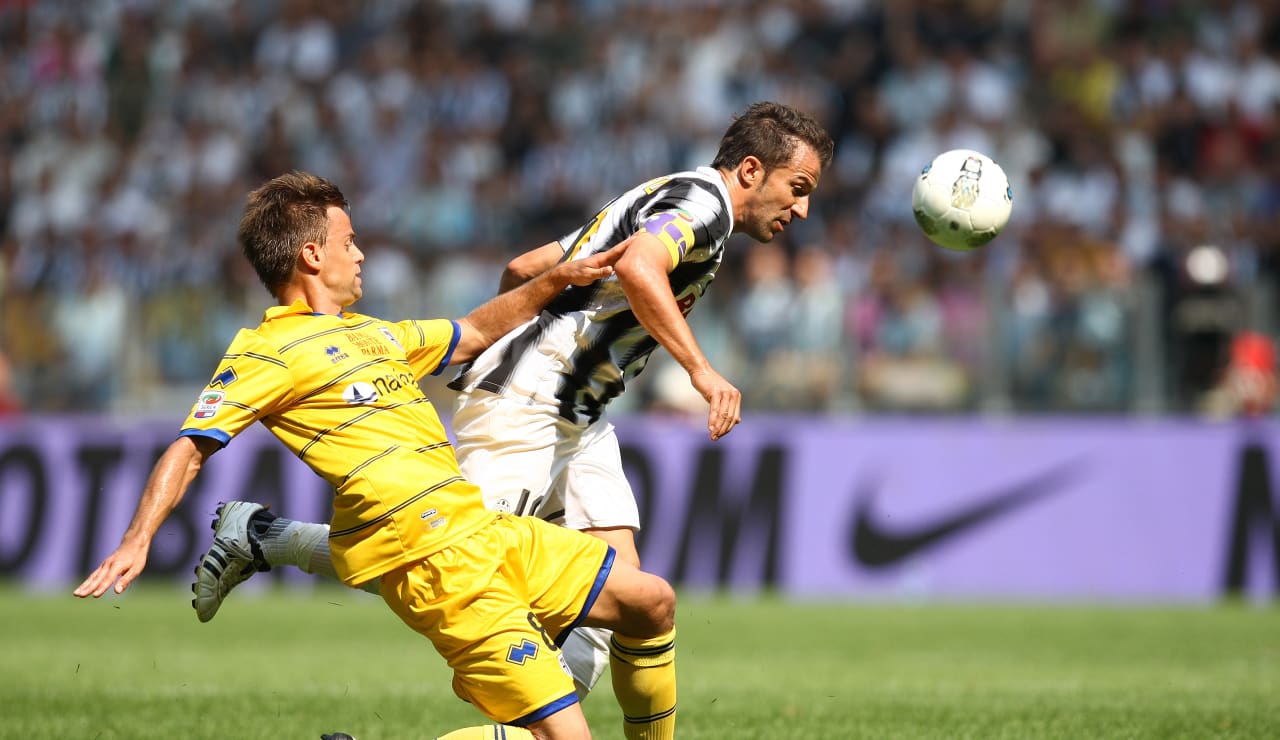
[1201,330,1279,418]
[1,1,1278,416]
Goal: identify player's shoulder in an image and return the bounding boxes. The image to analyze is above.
[227,323,274,352]
[227,326,299,376]
[636,167,721,192]
[635,167,729,211]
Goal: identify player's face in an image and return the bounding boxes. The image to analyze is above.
[320,206,364,308]
[740,144,822,243]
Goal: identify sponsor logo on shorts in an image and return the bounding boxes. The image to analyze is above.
[506,639,539,665]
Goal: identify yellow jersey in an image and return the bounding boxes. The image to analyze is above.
[179,299,490,585]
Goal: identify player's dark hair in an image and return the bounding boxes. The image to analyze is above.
[237,171,349,298]
[710,101,834,175]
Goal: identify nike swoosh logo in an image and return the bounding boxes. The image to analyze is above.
[851,462,1081,567]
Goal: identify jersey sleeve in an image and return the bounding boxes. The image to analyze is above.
[640,209,701,269]
[179,329,293,447]
[638,180,725,269]
[385,318,461,379]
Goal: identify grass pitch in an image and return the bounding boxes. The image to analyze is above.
[1,583,1277,739]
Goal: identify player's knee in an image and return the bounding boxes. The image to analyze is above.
[638,574,675,636]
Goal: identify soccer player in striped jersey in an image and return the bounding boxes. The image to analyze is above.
[445,100,832,695]
[74,172,676,740]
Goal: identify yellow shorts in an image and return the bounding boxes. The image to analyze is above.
[379,513,614,725]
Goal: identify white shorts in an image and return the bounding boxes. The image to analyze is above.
[451,390,640,531]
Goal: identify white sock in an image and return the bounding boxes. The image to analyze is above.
[258,516,381,595]
[260,517,336,579]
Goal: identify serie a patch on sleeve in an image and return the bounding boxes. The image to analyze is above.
[193,389,225,419]
[642,209,697,267]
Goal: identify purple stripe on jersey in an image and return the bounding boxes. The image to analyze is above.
[643,211,689,253]
[431,320,463,376]
[555,545,616,647]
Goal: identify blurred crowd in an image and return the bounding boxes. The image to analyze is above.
[1,0,1279,418]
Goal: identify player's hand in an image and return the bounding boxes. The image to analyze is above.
[690,368,741,440]
[555,237,633,287]
[74,540,149,598]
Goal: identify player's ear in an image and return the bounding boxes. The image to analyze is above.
[298,241,324,271]
[738,156,764,189]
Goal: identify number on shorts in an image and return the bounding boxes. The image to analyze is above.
[527,612,555,650]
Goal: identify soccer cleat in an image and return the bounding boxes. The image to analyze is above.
[191,501,271,622]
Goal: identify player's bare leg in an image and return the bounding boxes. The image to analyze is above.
[583,526,639,567]
[433,715,583,740]
[523,705,593,740]
[433,726,534,739]
[582,560,677,740]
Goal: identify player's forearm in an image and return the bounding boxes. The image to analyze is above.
[464,262,579,346]
[455,247,620,362]
[119,437,208,547]
[619,273,712,378]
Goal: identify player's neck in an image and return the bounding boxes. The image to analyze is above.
[278,284,343,316]
[716,167,748,234]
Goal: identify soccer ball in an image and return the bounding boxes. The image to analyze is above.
[911,149,1013,252]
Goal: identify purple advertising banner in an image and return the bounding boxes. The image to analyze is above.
[2,415,1278,602]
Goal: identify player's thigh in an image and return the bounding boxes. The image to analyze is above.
[582,526,640,568]
[379,530,579,725]
[525,705,591,740]
[555,419,640,531]
[453,392,560,514]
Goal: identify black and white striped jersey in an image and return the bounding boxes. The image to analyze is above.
[449,166,734,424]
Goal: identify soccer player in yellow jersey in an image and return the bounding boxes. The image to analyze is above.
[75,172,677,740]
[185,102,827,739]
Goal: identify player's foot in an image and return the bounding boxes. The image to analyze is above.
[191,501,271,622]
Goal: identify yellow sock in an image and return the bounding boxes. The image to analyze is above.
[610,629,677,740]
[434,725,533,740]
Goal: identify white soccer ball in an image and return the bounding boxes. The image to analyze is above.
[911,149,1013,252]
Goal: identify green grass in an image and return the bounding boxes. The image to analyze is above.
[2,583,1277,739]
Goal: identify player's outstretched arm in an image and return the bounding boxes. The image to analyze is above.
[74,435,220,598]
[614,232,742,440]
[452,242,627,363]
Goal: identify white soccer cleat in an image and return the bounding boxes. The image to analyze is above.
[191,501,270,622]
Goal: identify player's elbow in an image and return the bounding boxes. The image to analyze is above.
[501,261,532,285]
[505,245,556,283]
